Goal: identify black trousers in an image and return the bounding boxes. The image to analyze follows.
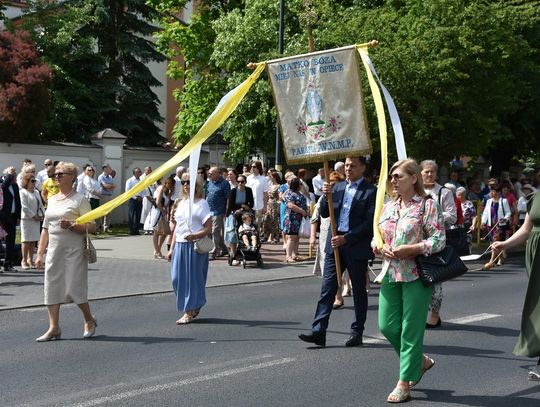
[312,246,369,336]
[128,199,142,234]
[3,214,18,267]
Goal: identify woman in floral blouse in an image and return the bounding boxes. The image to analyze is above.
[373,159,445,403]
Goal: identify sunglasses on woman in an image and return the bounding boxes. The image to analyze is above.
[181,180,190,185]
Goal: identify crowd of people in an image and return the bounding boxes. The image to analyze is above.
[1,155,540,403]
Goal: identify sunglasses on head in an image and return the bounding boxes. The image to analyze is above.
[181,180,190,185]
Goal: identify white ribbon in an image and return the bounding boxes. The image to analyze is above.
[359,52,407,160]
[188,144,201,230]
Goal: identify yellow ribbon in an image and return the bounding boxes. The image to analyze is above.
[357,46,387,249]
[76,63,266,224]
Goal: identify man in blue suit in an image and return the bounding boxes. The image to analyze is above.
[299,156,376,347]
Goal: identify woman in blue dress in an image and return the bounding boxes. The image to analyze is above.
[168,173,212,325]
[283,177,308,263]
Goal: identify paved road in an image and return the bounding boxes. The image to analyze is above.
[2,251,539,406]
[0,236,315,310]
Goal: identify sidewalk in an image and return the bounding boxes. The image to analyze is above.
[0,235,319,310]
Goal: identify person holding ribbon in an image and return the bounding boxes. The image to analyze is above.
[35,162,97,342]
[374,159,445,403]
[168,173,212,325]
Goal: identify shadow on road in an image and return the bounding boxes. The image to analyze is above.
[82,334,195,345]
[195,317,301,328]
[416,385,540,406]
[439,322,520,337]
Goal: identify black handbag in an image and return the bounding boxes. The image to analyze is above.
[415,245,468,287]
[415,198,468,287]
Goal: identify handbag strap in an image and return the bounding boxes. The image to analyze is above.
[86,224,90,247]
[418,197,431,239]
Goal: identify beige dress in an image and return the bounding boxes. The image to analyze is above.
[43,192,92,305]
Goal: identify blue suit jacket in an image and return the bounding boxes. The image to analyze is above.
[320,179,376,260]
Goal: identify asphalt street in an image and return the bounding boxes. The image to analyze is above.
[2,254,540,407]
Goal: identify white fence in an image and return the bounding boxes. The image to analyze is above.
[0,129,209,224]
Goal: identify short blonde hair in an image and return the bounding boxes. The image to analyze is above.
[57,162,79,177]
[180,173,204,200]
[21,172,35,189]
[387,159,427,200]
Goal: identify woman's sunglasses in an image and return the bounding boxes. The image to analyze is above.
[181,180,190,185]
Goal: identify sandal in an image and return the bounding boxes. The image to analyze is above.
[176,314,193,325]
[409,356,435,388]
[387,387,411,403]
[332,301,344,310]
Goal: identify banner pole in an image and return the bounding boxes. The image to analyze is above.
[324,160,343,287]
[304,4,342,287]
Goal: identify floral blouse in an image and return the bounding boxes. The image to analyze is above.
[375,194,446,282]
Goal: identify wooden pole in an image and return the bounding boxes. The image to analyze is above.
[323,160,343,287]
[305,3,342,286]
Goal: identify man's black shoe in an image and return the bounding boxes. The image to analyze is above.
[345,335,363,347]
[298,332,326,347]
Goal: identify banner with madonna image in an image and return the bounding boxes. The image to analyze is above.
[267,45,372,164]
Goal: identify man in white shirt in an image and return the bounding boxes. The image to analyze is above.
[98,164,116,233]
[125,167,144,235]
[76,164,91,195]
[36,158,52,188]
[141,166,152,180]
[172,166,186,201]
[246,160,269,227]
[312,168,325,200]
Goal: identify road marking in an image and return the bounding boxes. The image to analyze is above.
[72,357,295,407]
[364,335,387,345]
[446,313,501,324]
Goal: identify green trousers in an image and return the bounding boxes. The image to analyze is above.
[378,275,432,381]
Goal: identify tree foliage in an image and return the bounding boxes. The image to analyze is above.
[20,1,109,143]
[153,0,540,164]
[0,30,52,141]
[79,0,166,146]
[15,0,165,146]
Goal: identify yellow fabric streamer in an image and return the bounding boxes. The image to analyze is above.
[357,47,387,249]
[76,63,266,224]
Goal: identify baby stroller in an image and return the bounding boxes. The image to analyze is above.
[227,211,263,269]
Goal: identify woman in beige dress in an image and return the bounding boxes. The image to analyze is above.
[35,162,97,342]
[19,172,44,269]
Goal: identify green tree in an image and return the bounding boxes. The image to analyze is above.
[153,0,540,165]
[21,1,111,143]
[78,0,166,146]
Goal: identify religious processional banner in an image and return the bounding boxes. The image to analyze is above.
[267,45,372,164]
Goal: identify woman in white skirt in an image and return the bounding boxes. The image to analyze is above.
[19,173,44,269]
[149,176,173,258]
[35,162,97,342]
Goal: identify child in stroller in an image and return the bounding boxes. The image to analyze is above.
[228,211,263,268]
[238,212,258,250]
